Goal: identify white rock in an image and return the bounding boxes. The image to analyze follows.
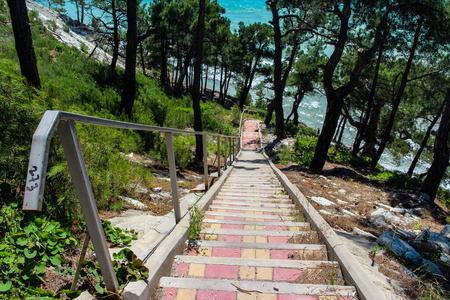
[319,209,332,215]
[338,189,347,194]
[74,291,94,300]
[352,227,377,239]
[371,208,389,216]
[310,196,335,206]
[336,199,348,205]
[153,187,162,193]
[343,209,357,216]
[118,196,147,209]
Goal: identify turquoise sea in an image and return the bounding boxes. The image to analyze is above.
[41,0,426,174]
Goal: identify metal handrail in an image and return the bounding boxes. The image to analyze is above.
[22,110,239,295]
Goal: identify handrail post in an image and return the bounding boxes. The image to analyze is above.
[165,132,181,223]
[202,135,209,190]
[224,137,228,170]
[229,137,232,162]
[217,136,221,176]
[58,120,119,295]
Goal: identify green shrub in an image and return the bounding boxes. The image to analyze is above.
[279,145,293,164]
[437,188,450,208]
[188,204,205,240]
[293,134,317,165]
[285,121,301,136]
[369,171,423,190]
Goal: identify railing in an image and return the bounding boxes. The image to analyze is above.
[22,110,239,295]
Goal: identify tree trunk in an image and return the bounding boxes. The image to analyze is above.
[120,0,138,117]
[408,100,446,176]
[211,54,218,100]
[7,0,41,89]
[337,116,346,145]
[422,88,450,201]
[352,35,385,155]
[108,0,119,81]
[174,52,191,97]
[193,0,206,161]
[286,90,305,126]
[371,18,423,168]
[264,99,275,126]
[203,65,208,99]
[269,1,286,139]
[311,96,344,170]
[160,32,168,87]
[140,43,146,76]
[80,0,85,25]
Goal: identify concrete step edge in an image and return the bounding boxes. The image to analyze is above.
[158,277,357,296]
[206,211,295,220]
[174,255,338,269]
[202,228,313,236]
[210,205,293,213]
[203,219,308,227]
[186,240,326,251]
[212,201,294,208]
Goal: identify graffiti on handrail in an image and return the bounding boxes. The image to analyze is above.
[26,166,39,191]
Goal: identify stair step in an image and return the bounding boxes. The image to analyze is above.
[216,193,290,199]
[201,228,309,237]
[206,211,295,221]
[203,219,308,228]
[214,198,292,204]
[212,201,294,208]
[203,222,307,232]
[210,205,293,213]
[174,255,337,269]
[185,240,328,261]
[158,277,357,298]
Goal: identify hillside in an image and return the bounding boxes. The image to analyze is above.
[0,2,241,298]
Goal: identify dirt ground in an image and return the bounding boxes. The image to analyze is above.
[261,124,450,299]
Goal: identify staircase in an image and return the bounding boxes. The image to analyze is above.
[155,120,357,299]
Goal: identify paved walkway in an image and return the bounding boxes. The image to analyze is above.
[157,120,357,299]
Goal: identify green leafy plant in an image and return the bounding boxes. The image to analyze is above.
[0,216,77,298]
[369,245,378,267]
[101,220,137,246]
[188,204,205,240]
[70,248,148,298]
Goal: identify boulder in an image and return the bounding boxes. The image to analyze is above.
[441,225,450,239]
[416,229,450,255]
[377,231,443,277]
[377,231,422,263]
[367,215,389,229]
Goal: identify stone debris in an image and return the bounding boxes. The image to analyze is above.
[415,229,450,257]
[370,208,401,223]
[352,227,377,239]
[367,215,390,229]
[118,196,147,210]
[74,291,94,300]
[319,209,332,215]
[377,231,442,277]
[441,225,450,239]
[310,196,335,206]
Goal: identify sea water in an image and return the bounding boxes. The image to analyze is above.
[44,0,430,176]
